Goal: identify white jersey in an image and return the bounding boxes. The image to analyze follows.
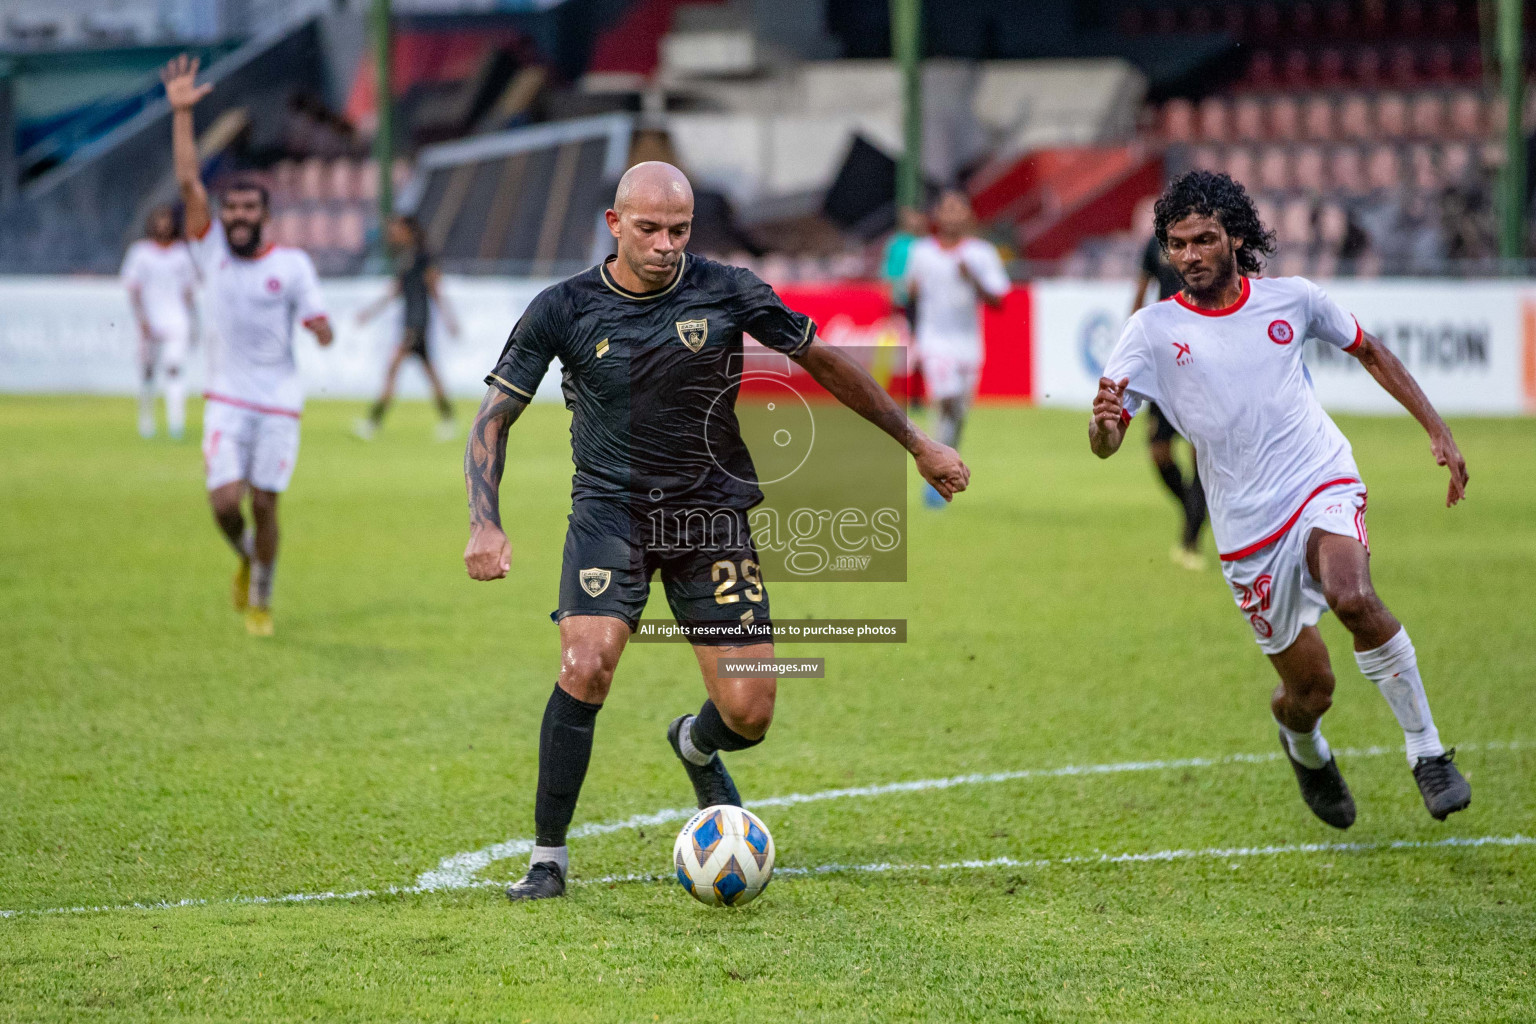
[120,239,197,337]
[904,236,1009,357]
[1103,276,1364,561]
[188,221,327,414]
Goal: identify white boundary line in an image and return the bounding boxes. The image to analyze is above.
[1,740,1527,920]
[414,739,1526,890]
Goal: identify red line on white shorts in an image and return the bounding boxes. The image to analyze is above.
[1219,477,1362,562]
[204,392,301,419]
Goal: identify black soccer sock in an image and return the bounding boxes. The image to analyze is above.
[688,699,763,758]
[435,394,454,420]
[1154,459,1186,503]
[533,684,603,848]
[1182,469,1208,548]
[368,399,388,425]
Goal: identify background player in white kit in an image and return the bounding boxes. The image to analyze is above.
[903,190,1008,508]
[163,55,333,637]
[1090,171,1471,828]
[121,205,197,440]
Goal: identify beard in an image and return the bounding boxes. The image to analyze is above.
[1178,245,1237,299]
[225,218,264,257]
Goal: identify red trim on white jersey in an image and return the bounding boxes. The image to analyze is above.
[190,221,212,241]
[301,314,329,328]
[204,392,301,418]
[1218,476,1361,561]
[1174,276,1251,317]
[1342,318,1365,353]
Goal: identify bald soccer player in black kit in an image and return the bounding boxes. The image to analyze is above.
[463,162,971,901]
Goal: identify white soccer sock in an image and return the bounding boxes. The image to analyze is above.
[1355,628,1444,764]
[1275,716,1332,770]
[530,844,568,877]
[249,559,275,610]
[677,715,712,766]
[164,375,186,436]
[138,379,156,436]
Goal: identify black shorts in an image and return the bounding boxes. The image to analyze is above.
[400,326,429,359]
[555,498,771,645]
[1145,402,1180,445]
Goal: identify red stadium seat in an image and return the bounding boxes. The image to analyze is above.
[298,158,326,202]
[1353,46,1383,87]
[1448,91,1482,138]
[1198,97,1231,141]
[1191,145,1223,174]
[1303,96,1336,141]
[1409,93,1446,139]
[1233,96,1266,141]
[1294,145,1327,190]
[1278,198,1316,248]
[1366,145,1402,190]
[1387,45,1419,87]
[1338,93,1372,140]
[1375,93,1408,138]
[1281,49,1311,89]
[1268,96,1300,140]
[1440,141,1473,183]
[1407,143,1442,190]
[1226,146,1257,185]
[335,209,366,253]
[1328,145,1366,194]
[1259,146,1292,191]
[1245,50,1279,89]
[1161,98,1197,142]
[1316,48,1349,88]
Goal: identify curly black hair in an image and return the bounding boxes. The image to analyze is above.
[1153,170,1277,276]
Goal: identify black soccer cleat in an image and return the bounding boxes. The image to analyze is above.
[1279,731,1357,830]
[504,861,566,902]
[668,714,742,809]
[1412,749,1472,821]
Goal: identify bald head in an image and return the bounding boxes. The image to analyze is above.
[614,161,693,213]
[605,161,694,293]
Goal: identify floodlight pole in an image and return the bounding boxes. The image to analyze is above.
[1497,0,1525,265]
[372,0,395,237]
[892,0,922,212]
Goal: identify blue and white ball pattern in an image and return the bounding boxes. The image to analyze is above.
[673,805,775,907]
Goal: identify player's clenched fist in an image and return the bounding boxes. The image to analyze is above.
[913,439,970,502]
[465,524,512,581]
[1092,376,1129,430]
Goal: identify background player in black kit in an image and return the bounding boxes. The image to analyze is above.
[463,162,970,901]
[1131,233,1208,569]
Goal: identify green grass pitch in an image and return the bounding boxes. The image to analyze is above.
[2,396,1533,1022]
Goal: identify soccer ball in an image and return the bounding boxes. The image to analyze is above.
[673,804,775,907]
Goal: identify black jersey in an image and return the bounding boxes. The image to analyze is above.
[397,248,433,331]
[485,253,817,510]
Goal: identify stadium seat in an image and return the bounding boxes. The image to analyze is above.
[1197,97,1231,141]
[325,160,354,202]
[1366,145,1402,190]
[1226,147,1257,186]
[1316,48,1349,88]
[1294,145,1326,191]
[1408,143,1442,190]
[299,158,326,202]
[1268,96,1300,140]
[305,211,336,251]
[1278,198,1315,248]
[1281,49,1310,89]
[1161,98,1197,142]
[1302,96,1336,141]
[1353,46,1383,87]
[1328,145,1366,194]
[1316,201,1349,250]
[1191,144,1223,174]
[335,209,366,253]
[1258,146,1291,191]
[358,160,379,201]
[1448,91,1482,139]
[273,210,305,248]
[1424,44,1457,85]
[1440,140,1473,183]
[1410,93,1446,139]
[1375,94,1408,138]
[272,161,299,202]
[1233,96,1266,141]
[1245,50,1279,89]
[1338,94,1372,139]
[1387,45,1419,87]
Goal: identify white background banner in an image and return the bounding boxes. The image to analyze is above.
[1033,279,1536,416]
[0,276,568,402]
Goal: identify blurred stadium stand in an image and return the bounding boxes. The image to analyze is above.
[0,0,1529,277]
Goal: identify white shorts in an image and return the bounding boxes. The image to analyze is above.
[202,398,302,493]
[1220,481,1370,655]
[918,348,982,402]
[145,324,192,372]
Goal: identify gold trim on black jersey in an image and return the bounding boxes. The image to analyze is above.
[487,372,534,399]
[599,253,687,301]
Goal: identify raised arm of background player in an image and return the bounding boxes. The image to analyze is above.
[1088,333,1469,506]
[462,339,972,581]
[162,55,212,240]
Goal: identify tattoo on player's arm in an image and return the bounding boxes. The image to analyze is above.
[464,386,527,528]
